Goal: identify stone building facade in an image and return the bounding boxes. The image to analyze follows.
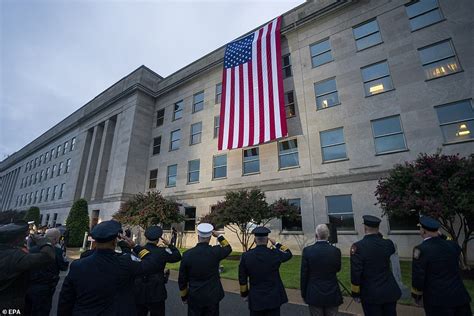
[1,0,473,257]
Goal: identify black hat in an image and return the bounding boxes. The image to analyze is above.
[145,226,163,241]
[363,215,381,228]
[252,226,271,237]
[90,220,122,243]
[419,216,440,232]
[0,220,29,243]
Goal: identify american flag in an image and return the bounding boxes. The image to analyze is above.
[218,16,287,151]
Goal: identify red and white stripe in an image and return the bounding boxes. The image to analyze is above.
[218,16,287,151]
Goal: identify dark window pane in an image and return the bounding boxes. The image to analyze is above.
[320,128,344,147]
[423,57,460,80]
[389,213,419,230]
[279,139,298,153]
[189,159,200,172]
[184,207,196,231]
[244,148,258,160]
[406,0,438,18]
[315,79,337,96]
[440,121,474,143]
[150,169,158,179]
[436,100,474,124]
[279,152,299,168]
[214,166,227,178]
[327,195,352,213]
[286,91,294,104]
[419,41,454,65]
[316,92,340,110]
[156,109,165,127]
[174,101,183,120]
[375,134,406,153]
[372,116,402,136]
[322,144,347,161]
[362,62,390,82]
[355,32,382,50]
[193,92,204,112]
[244,160,260,174]
[214,155,227,166]
[312,51,333,67]
[364,76,394,96]
[191,122,202,134]
[409,9,443,30]
[353,20,379,39]
[310,39,331,56]
[329,214,355,231]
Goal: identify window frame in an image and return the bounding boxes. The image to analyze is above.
[213,154,227,180]
[405,0,445,31]
[285,91,296,118]
[187,159,200,184]
[214,116,220,139]
[282,53,292,78]
[149,169,158,189]
[215,83,222,104]
[243,147,260,175]
[71,137,76,151]
[184,207,197,232]
[320,127,348,163]
[326,194,356,232]
[193,91,204,113]
[281,198,303,232]
[173,100,184,121]
[156,108,165,127]
[166,164,178,187]
[59,183,65,199]
[352,18,383,51]
[169,129,181,151]
[65,158,71,173]
[152,136,162,156]
[434,99,474,144]
[190,122,202,145]
[418,39,462,80]
[314,77,340,110]
[361,60,394,97]
[310,38,333,68]
[278,138,299,170]
[370,115,408,155]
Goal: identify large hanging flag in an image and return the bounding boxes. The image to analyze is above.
[218,16,287,151]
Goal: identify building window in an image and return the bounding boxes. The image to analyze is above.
[282,199,302,232]
[39,154,43,165]
[190,122,202,145]
[310,38,333,67]
[34,172,38,184]
[193,91,204,113]
[315,78,340,110]
[215,83,222,104]
[52,213,58,227]
[167,165,177,187]
[353,19,382,51]
[389,212,419,231]
[435,99,474,143]
[20,178,23,188]
[65,159,71,173]
[40,189,44,203]
[282,54,292,78]
[214,116,220,139]
[45,167,50,180]
[213,154,227,179]
[25,162,29,172]
[58,162,64,176]
[39,170,44,182]
[149,169,158,189]
[173,100,183,120]
[59,183,65,199]
[34,158,38,168]
[320,127,347,162]
[71,137,76,151]
[184,207,196,231]
[371,115,407,154]
[34,191,38,204]
[418,39,461,80]
[28,192,32,205]
[285,91,296,118]
[52,185,57,200]
[326,195,355,231]
[243,147,260,175]
[361,60,394,96]
[188,159,200,184]
[406,0,444,31]
[15,195,19,207]
[52,165,56,178]
[45,188,50,202]
[28,175,32,186]
[156,109,165,127]
[45,213,50,225]
[63,141,69,154]
[56,145,61,157]
[278,139,299,169]
[153,136,162,155]
[45,151,49,162]
[170,129,181,151]
[51,148,55,160]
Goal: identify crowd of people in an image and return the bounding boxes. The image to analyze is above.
[0,214,471,316]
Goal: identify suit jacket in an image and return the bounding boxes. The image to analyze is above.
[239,243,292,311]
[301,241,342,307]
[178,236,232,307]
[134,243,181,304]
[412,236,471,308]
[350,234,401,304]
[58,246,161,316]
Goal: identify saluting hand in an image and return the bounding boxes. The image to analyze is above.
[268,238,276,246]
[211,230,219,238]
[122,235,136,248]
[161,237,170,246]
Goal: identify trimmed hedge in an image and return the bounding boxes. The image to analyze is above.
[24,206,40,226]
[65,199,90,247]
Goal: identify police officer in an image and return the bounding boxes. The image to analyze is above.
[0,220,55,312]
[134,225,182,316]
[412,216,471,316]
[301,224,342,316]
[58,220,164,315]
[238,226,292,316]
[350,215,401,316]
[178,223,232,316]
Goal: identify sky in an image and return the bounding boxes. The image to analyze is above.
[0,0,303,160]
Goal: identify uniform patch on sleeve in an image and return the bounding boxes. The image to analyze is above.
[413,247,421,260]
[350,244,357,255]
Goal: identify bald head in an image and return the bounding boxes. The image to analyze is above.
[315,224,329,241]
[46,228,61,245]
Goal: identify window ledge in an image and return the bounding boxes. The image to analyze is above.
[356,41,384,53]
[322,158,349,164]
[280,231,304,235]
[187,181,199,185]
[425,70,464,82]
[212,177,227,181]
[169,148,180,152]
[442,138,474,146]
[410,19,446,33]
[316,103,341,111]
[165,185,176,188]
[388,230,420,235]
[375,148,409,156]
[364,88,395,98]
[242,172,260,177]
[278,165,300,171]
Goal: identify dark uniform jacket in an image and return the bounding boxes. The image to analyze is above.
[29,244,69,285]
[301,241,342,307]
[134,243,181,304]
[0,244,55,309]
[58,246,162,316]
[178,236,232,307]
[350,234,401,304]
[412,236,471,308]
[238,243,292,311]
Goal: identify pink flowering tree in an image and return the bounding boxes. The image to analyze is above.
[375,153,474,265]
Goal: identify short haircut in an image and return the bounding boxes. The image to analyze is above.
[46,228,61,242]
[255,236,268,245]
[315,224,329,240]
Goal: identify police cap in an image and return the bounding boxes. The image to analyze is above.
[363,215,381,228]
[90,220,122,243]
[197,223,214,238]
[419,216,440,232]
[145,226,163,241]
[0,220,29,243]
[252,226,271,237]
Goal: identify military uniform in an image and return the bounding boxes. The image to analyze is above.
[0,221,55,312]
[58,220,165,316]
[134,226,182,316]
[350,215,401,316]
[178,223,232,316]
[412,216,471,316]
[239,227,292,316]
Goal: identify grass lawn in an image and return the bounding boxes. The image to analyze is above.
[167,249,474,307]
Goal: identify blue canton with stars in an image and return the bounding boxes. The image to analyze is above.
[224,33,254,69]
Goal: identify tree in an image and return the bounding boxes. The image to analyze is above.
[375,153,474,266]
[113,191,184,229]
[66,199,90,247]
[0,210,26,224]
[24,206,40,226]
[201,189,299,251]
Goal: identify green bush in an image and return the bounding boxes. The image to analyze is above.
[65,199,90,247]
[24,206,40,225]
